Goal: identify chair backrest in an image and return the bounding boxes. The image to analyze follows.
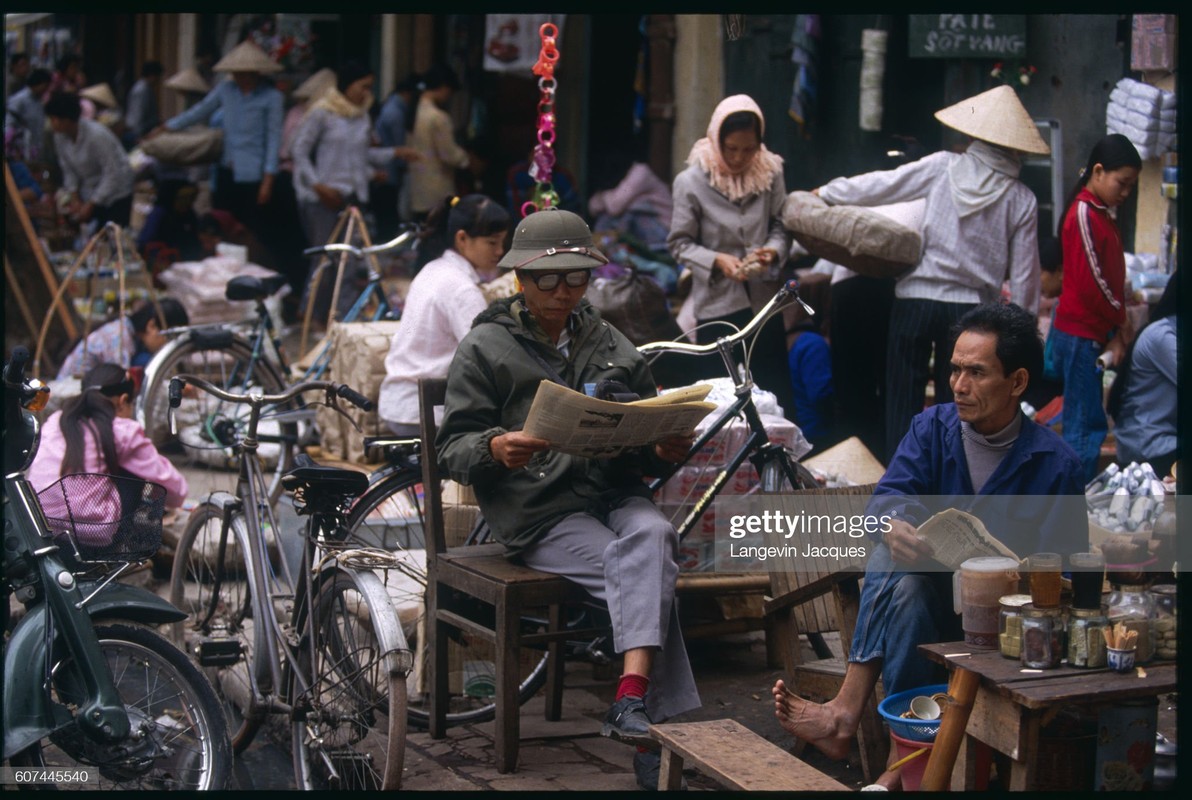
[767,483,878,635]
[418,377,450,558]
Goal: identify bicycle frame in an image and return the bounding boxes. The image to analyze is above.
[639,279,812,542]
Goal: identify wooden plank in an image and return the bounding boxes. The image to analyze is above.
[648,719,849,792]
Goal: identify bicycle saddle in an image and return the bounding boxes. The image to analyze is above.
[282,453,370,497]
[226,274,290,302]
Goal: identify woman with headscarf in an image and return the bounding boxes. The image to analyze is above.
[667,94,796,420]
[291,60,419,322]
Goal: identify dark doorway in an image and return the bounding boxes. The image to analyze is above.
[585,14,648,208]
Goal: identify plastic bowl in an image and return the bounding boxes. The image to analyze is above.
[877,684,948,743]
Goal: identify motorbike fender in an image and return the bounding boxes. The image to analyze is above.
[1,585,186,760]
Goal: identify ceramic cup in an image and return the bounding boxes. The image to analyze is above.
[1107,646,1136,673]
[908,695,941,721]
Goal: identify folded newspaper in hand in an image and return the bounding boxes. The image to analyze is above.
[916,508,1021,570]
[522,380,717,459]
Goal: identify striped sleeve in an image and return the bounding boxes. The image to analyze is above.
[1076,199,1122,312]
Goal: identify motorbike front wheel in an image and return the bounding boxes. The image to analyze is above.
[10,623,232,790]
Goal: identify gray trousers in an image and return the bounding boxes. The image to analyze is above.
[520,496,701,723]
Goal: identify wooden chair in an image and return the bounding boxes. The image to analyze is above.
[762,483,889,783]
[418,378,605,773]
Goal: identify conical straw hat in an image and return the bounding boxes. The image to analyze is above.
[292,68,336,101]
[165,67,210,94]
[80,82,118,109]
[213,40,282,74]
[934,85,1049,155]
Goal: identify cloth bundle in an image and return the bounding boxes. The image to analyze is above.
[781,191,922,279]
[1106,78,1177,160]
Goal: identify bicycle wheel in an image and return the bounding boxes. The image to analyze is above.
[167,495,262,753]
[139,334,298,504]
[291,568,407,790]
[759,449,820,492]
[343,469,548,728]
[10,623,232,790]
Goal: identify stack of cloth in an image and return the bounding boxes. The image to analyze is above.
[1106,77,1177,160]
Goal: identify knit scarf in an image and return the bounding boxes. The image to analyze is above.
[312,87,371,118]
[947,140,1022,218]
[685,94,784,202]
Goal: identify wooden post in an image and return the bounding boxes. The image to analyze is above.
[919,666,980,791]
[645,15,676,183]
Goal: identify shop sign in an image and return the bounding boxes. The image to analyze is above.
[909,14,1026,59]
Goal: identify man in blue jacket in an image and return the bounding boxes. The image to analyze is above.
[771,302,1084,787]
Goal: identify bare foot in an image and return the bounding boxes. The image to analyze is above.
[771,679,857,761]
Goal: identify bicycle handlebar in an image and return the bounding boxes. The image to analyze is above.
[302,225,417,259]
[169,374,374,412]
[637,279,814,357]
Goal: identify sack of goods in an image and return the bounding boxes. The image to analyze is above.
[140,125,224,165]
[1106,78,1177,161]
[781,191,922,279]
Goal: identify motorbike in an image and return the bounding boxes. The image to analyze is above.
[2,346,231,789]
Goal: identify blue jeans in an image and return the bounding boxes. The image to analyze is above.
[849,543,960,696]
[1050,327,1106,483]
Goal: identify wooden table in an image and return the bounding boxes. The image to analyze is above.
[920,642,1176,790]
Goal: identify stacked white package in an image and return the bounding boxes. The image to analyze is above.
[1106,78,1177,160]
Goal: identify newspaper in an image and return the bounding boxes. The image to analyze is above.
[522,380,717,459]
[916,508,1021,570]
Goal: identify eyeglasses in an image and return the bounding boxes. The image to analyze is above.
[519,270,592,291]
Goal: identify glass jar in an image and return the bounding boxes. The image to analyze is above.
[1150,584,1177,660]
[1020,604,1064,669]
[1107,584,1156,663]
[998,594,1032,659]
[1067,606,1109,668]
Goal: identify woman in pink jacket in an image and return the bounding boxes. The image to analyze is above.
[29,363,189,527]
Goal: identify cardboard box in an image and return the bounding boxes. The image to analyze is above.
[1131,14,1177,71]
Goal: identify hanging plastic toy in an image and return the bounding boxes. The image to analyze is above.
[523,22,561,217]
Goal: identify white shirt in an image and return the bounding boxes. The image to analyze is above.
[377,249,489,426]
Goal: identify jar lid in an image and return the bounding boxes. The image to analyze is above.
[960,556,1021,572]
[999,594,1033,608]
[1071,605,1107,618]
[1021,603,1062,618]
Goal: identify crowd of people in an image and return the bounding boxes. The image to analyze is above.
[7,36,1178,793]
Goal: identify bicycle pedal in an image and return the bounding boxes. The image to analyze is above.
[196,636,243,667]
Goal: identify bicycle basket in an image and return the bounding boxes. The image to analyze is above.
[37,473,167,563]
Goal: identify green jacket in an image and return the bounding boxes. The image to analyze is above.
[437,295,667,553]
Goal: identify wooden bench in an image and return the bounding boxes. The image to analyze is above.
[648,719,850,791]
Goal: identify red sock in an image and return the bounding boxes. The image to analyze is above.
[616,672,649,701]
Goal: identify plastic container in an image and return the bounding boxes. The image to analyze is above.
[956,557,1020,649]
[877,683,947,743]
[998,593,1032,659]
[1067,606,1109,668]
[1021,604,1064,669]
[890,730,933,791]
[1150,584,1176,660]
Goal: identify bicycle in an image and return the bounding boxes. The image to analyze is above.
[2,347,232,789]
[135,219,419,505]
[341,278,819,729]
[163,373,412,789]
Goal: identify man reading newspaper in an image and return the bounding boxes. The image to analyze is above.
[437,209,699,790]
[772,303,1085,789]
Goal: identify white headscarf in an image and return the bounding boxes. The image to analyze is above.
[685,94,784,202]
[947,139,1022,218]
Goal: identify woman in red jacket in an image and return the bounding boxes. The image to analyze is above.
[1050,134,1141,481]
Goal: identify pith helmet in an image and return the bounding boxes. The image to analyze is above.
[213,40,282,74]
[498,208,609,271]
[934,85,1050,155]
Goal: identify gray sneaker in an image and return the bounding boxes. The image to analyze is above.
[633,750,688,791]
[601,696,653,745]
